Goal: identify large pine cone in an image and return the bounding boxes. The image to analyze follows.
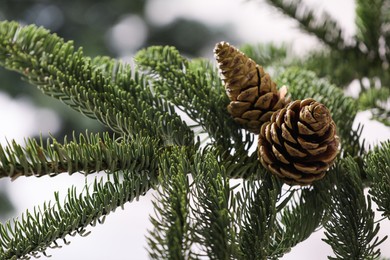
[214,41,288,133]
[258,99,339,185]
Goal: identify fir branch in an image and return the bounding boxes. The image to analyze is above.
[239,43,288,68]
[147,147,194,260]
[356,0,385,59]
[323,157,387,259]
[365,141,390,217]
[271,187,325,258]
[0,170,155,259]
[135,46,253,151]
[276,68,358,156]
[340,123,366,158]
[0,132,158,180]
[359,87,390,111]
[295,48,361,87]
[358,86,390,126]
[135,46,259,180]
[191,151,240,259]
[237,175,280,259]
[212,144,260,179]
[265,0,346,49]
[0,21,194,146]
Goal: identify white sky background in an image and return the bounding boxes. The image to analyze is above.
[1,0,390,259]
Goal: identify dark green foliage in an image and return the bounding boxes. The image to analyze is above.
[358,86,390,126]
[359,87,390,111]
[191,151,239,259]
[136,46,258,179]
[0,0,147,57]
[135,46,251,151]
[366,142,390,218]
[147,147,193,260]
[0,1,390,257]
[0,0,226,145]
[0,170,154,260]
[238,175,280,259]
[0,20,194,258]
[0,21,194,147]
[240,43,288,67]
[265,0,345,49]
[323,157,387,259]
[265,0,390,126]
[0,132,158,179]
[296,48,362,87]
[356,0,385,58]
[272,188,326,258]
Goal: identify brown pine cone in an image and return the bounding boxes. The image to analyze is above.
[258,98,339,185]
[214,41,288,133]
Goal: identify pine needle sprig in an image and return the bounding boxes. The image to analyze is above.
[0,132,158,180]
[147,147,194,260]
[270,187,325,258]
[356,0,386,61]
[239,43,288,68]
[191,151,240,259]
[0,170,154,259]
[0,21,193,147]
[264,0,346,49]
[211,144,260,179]
[323,157,387,259]
[365,141,390,218]
[358,86,390,127]
[135,46,253,151]
[135,46,258,180]
[1,5,389,258]
[237,175,280,259]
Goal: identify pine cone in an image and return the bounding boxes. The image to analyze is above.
[258,98,339,185]
[214,41,288,133]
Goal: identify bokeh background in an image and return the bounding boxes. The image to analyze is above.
[1,0,390,259]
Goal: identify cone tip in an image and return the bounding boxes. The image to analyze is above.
[214,41,227,56]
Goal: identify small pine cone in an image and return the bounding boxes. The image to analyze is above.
[214,41,288,133]
[258,99,339,185]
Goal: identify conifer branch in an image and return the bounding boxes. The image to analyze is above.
[147,147,194,260]
[237,175,280,259]
[341,124,366,158]
[191,151,240,259]
[0,21,194,147]
[0,132,158,180]
[135,46,259,180]
[366,141,390,217]
[135,46,253,151]
[294,49,361,87]
[271,187,325,258]
[0,5,388,257]
[358,86,390,126]
[356,0,385,59]
[239,43,288,67]
[323,157,387,259]
[0,170,155,259]
[265,0,346,49]
[212,144,260,179]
